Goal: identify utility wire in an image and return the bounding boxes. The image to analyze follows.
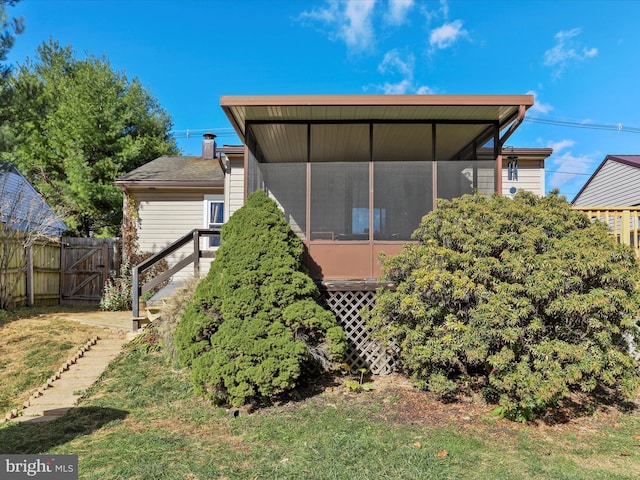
[525,116,640,134]
[170,128,238,140]
[173,117,640,139]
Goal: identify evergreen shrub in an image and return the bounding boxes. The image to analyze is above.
[174,190,346,407]
[366,191,640,420]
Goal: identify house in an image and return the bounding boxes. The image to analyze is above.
[113,134,242,280]
[572,155,640,256]
[121,94,551,370]
[0,162,67,236]
[219,94,547,281]
[572,155,640,206]
[219,94,549,372]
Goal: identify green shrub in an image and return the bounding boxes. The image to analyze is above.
[175,190,346,407]
[367,191,640,420]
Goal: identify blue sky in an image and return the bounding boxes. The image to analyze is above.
[6,0,640,199]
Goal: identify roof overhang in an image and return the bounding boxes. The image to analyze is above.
[220,94,534,162]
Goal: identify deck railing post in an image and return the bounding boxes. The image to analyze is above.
[193,230,200,278]
[132,264,140,319]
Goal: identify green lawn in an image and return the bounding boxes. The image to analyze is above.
[1,334,639,479]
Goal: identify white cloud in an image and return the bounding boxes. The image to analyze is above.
[525,90,553,115]
[543,28,598,78]
[429,19,467,50]
[416,85,435,94]
[386,0,414,26]
[547,139,575,154]
[380,78,413,94]
[544,141,600,196]
[423,0,449,24]
[547,150,595,194]
[298,0,377,53]
[372,49,433,94]
[342,0,377,52]
[378,48,414,76]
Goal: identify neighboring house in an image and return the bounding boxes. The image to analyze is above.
[113,134,243,281]
[571,155,640,256]
[493,147,551,198]
[572,155,640,206]
[0,162,67,236]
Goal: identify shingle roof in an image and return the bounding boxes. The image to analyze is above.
[114,156,225,185]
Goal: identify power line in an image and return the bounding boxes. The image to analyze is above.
[525,116,640,134]
[546,170,592,176]
[170,128,238,140]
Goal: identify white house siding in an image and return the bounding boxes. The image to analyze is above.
[226,155,245,218]
[502,160,545,198]
[133,189,220,281]
[573,160,640,206]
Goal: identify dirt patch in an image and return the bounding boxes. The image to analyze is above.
[278,372,640,441]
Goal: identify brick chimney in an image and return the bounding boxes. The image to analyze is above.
[202,132,217,159]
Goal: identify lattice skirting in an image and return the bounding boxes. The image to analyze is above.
[319,290,397,375]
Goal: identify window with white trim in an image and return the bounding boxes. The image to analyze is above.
[204,195,224,247]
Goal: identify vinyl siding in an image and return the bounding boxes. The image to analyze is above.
[573,160,640,206]
[227,157,245,217]
[501,159,545,198]
[133,189,221,280]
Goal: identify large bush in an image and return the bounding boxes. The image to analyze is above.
[367,191,640,420]
[175,190,346,407]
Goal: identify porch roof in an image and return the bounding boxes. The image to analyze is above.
[220,94,534,162]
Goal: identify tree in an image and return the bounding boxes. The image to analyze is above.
[2,39,177,236]
[367,191,640,420]
[175,190,346,407]
[0,0,23,80]
[0,0,23,153]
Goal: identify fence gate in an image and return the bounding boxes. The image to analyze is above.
[60,237,119,306]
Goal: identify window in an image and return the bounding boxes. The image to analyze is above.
[205,195,224,247]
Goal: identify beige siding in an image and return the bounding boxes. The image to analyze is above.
[573,160,640,206]
[227,157,245,217]
[133,188,221,280]
[502,159,545,198]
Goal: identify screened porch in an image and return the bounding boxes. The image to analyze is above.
[221,95,533,281]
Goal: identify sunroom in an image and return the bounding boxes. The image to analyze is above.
[221,94,534,282]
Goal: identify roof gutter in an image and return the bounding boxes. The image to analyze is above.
[113,180,224,189]
[499,104,527,148]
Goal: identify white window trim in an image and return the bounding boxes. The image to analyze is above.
[203,194,224,249]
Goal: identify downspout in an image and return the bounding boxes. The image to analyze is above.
[499,104,527,148]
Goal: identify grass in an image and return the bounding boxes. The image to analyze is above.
[0,306,106,413]
[1,331,639,479]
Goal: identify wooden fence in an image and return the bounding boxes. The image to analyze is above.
[572,207,640,259]
[0,236,120,308]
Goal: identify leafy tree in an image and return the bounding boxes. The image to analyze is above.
[175,190,346,407]
[367,191,640,420]
[2,39,177,236]
[0,0,23,80]
[0,0,23,153]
